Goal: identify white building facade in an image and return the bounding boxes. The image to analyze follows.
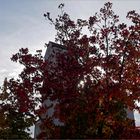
[34,41,135,138]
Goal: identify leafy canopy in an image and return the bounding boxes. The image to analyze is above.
[1,2,140,139]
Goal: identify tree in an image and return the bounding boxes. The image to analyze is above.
[0,78,33,139]
[2,2,140,139]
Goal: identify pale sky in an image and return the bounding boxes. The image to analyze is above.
[0,0,140,137]
[0,0,140,84]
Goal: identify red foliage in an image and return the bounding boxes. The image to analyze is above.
[7,2,140,139]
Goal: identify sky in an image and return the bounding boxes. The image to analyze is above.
[0,0,140,137]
